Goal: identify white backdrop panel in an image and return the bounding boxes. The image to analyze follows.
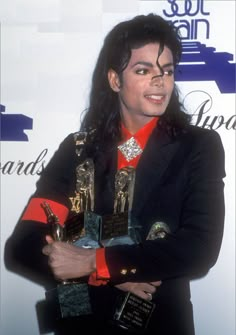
[0,1,235,334]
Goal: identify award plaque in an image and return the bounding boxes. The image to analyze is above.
[113,292,155,332]
[42,158,101,319]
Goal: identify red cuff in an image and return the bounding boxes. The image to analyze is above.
[88,248,110,286]
[21,197,69,226]
[96,248,110,279]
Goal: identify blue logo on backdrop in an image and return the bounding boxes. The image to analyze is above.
[0,104,33,141]
[0,104,47,175]
[162,0,236,93]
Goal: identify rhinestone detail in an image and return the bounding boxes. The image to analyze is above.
[118,137,143,162]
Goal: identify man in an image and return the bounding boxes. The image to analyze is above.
[5,13,225,334]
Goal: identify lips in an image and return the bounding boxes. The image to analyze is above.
[144,94,165,104]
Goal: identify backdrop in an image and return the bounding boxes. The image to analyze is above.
[0,1,235,334]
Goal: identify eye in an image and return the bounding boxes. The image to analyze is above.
[163,69,174,76]
[135,68,149,75]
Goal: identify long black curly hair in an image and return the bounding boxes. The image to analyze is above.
[81,13,191,146]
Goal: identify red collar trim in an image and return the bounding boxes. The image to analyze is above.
[121,117,159,149]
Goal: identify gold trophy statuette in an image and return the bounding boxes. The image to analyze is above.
[41,201,64,242]
[41,158,101,319]
[100,166,137,247]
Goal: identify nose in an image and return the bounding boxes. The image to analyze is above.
[150,74,164,88]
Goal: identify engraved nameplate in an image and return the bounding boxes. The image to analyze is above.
[114,292,155,331]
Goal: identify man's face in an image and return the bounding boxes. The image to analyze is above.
[108,43,175,131]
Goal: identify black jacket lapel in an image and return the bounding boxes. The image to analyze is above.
[132,127,181,217]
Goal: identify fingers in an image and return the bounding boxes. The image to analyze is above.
[142,282,157,294]
[42,244,51,256]
[150,280,162,287]
[116,282,161,301]
[45,235,54,244]
[140,281,162,301]
[144,281,162,301]
[146,292,153,301]
[42,236,54,260]
[134,288,154,301]
[42,244,63,279]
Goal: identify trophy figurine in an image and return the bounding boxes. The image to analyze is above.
[42,158,101,319]
[100,166,138,247]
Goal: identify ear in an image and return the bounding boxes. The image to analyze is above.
[108,69,121,92]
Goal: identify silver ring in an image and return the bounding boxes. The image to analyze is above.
[146,292,152,300]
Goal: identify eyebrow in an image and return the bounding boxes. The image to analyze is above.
[131,61,174,68]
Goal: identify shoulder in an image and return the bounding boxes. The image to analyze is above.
[181,126,225,175]
[175,126,225,167]
[57,133,77,151]
[41,133,78,173]
[181,125,224,148]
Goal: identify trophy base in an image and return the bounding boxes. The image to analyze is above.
[113,292,155,332]
[46,282,92,319]
[65,211,101,247]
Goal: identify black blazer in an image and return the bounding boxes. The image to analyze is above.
[4,124,225,335]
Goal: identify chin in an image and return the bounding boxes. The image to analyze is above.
[145,111,165,117]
